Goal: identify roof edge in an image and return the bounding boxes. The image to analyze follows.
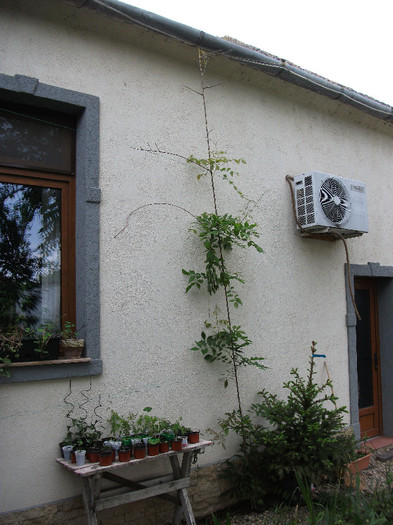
[64,0,393,124]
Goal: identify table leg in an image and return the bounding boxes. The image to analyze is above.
[80,474,102,525]
[170,453,196,525]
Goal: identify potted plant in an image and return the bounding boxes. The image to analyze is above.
[61,321,84,359]
[159,437,170,453]
[187,430,200,444]
[118,446,131,462]
[59,429,74,458]
[74,448,86,467]
[22,321,61,361]
[62,444,74,461]
[171,436,183,452]
[0,328,23,376]
[110,439,122,459]
[147,437,160,456]
[133,407,163,437]
[87,445,100,463]
[133,441,146,459]
[99,445,113,466]
[107,409,136,440]
[121,436,132,448]
[171,420,189,447]
[63,416,102,457]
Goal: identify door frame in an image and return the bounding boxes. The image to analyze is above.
[355,277,382,438]
[347,263,393,439]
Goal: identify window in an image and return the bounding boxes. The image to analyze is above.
[0,105,76,348]
[0,73,101,382]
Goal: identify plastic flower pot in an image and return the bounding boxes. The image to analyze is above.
[111,440,122,460]
[62,445,74,461]
[75,450,86,467]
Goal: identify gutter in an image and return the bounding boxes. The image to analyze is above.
[64,0,393,124]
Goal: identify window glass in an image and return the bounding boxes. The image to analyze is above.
[0,182,61,332]
[0,106,75,174]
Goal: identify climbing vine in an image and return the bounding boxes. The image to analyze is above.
[181,50,266,418]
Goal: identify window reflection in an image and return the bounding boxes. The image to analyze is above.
[0,107,75,173]
[0,182,61,331]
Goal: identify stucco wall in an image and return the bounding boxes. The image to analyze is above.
[1,0,393,515]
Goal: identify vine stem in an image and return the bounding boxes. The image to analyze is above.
[114,202,197,238]
[198,50,244,419]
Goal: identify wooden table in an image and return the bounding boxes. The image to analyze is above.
[57,440,213,525]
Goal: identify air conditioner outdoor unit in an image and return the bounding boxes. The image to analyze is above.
[293,171,368,238]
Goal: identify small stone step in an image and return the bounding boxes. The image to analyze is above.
[375,450,393,462]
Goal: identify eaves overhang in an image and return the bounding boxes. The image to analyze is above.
[63,0,393,124]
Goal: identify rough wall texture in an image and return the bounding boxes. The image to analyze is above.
[1,0,393,520]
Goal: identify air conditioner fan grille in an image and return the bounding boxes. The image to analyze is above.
[319,178,351,225]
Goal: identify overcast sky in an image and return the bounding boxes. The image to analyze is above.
[121,0,393,107]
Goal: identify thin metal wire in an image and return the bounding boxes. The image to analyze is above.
[63,379,75,419]
[0,107,76,131]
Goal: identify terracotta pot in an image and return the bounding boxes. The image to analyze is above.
[133,447,146,460]
[347,453,371,474]
[63,347,83,359]
[159,442,169,453]
[188,431,199,444]
[87,449,100,463]
[71,451,76,464]
[118,449,131,462]
[171,440,182,452]
[148,443,160,456]
[344,452,372,487]
[99,452,113,466]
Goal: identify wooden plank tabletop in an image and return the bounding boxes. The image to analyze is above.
[57,440,213,477]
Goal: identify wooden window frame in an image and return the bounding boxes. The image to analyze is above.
[0,167,76,330]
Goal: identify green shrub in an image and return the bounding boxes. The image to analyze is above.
[221,342,357,507]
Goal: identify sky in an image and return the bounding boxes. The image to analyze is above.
[120,0,393,107]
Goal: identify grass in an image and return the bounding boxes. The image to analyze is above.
[202,467,393,525]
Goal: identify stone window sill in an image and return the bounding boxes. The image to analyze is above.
[0,358,91,369]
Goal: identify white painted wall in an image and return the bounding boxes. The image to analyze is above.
[1,0,393,514]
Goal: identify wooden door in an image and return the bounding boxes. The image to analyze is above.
[355,278,382,438]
